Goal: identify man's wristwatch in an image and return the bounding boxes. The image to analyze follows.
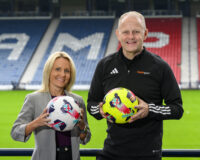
[80,125,87,134]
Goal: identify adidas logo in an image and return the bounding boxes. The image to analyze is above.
[110,68,119,75]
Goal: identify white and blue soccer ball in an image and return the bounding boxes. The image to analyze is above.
[46,96,81,132]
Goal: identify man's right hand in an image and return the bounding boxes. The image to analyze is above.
[99,102,113,123]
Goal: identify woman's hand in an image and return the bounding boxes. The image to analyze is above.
[77,109,85,130]
[25,108,51,136]
[77,109,87,140]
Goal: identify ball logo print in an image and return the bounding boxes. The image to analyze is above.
[103,88,138,124]
[47,96,81,132]
[48,103,55,113]
[110,93,132,116]
[51,119,66,131]
[61,99,81,122]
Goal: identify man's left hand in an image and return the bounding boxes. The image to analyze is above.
[128,97,149,123]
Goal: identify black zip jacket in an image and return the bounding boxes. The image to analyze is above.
[87,48,183,158]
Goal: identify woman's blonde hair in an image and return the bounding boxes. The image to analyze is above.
[38,51,76,92]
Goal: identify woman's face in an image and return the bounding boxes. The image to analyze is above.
[49,57,71,91]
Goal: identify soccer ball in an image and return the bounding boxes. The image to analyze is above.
[102,87,138,124]
[46,96,81,132]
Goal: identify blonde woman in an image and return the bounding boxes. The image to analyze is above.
[11,51,91,160]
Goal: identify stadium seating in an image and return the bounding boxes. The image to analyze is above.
[144,18,182,84]
[0,19,50,87]
[117,18,182,84]
[31,18,114,89]
[0,17,185,89]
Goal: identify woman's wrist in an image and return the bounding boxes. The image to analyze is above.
[79,125,87,134]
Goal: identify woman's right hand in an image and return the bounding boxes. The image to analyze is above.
[25,108,51,136]
[33,108,51,127]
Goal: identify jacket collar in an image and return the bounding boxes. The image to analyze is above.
[117,47,146,61]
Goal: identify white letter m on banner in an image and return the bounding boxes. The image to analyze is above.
[51,33,104,60]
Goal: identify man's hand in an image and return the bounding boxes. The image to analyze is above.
[99,102,113,123]
[128,97,149,123]
[99,102,105,117]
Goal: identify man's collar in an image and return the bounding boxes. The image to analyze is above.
[118,47,145,60]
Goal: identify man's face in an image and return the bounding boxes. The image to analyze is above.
[116,16,148,56]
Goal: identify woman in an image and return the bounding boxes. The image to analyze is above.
[11,51,91,160]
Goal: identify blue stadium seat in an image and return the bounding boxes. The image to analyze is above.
[0,19,50,86]
[31,18,114,88]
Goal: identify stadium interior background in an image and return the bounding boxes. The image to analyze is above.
[0,0,200,90]
[1,1,200,159]
[0,0,199,17]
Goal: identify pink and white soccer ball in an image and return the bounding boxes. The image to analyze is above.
[46,96,81,132]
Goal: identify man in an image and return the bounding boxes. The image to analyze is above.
[87,11,183,160]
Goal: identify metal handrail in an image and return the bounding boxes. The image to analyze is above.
[0,148,200,157]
